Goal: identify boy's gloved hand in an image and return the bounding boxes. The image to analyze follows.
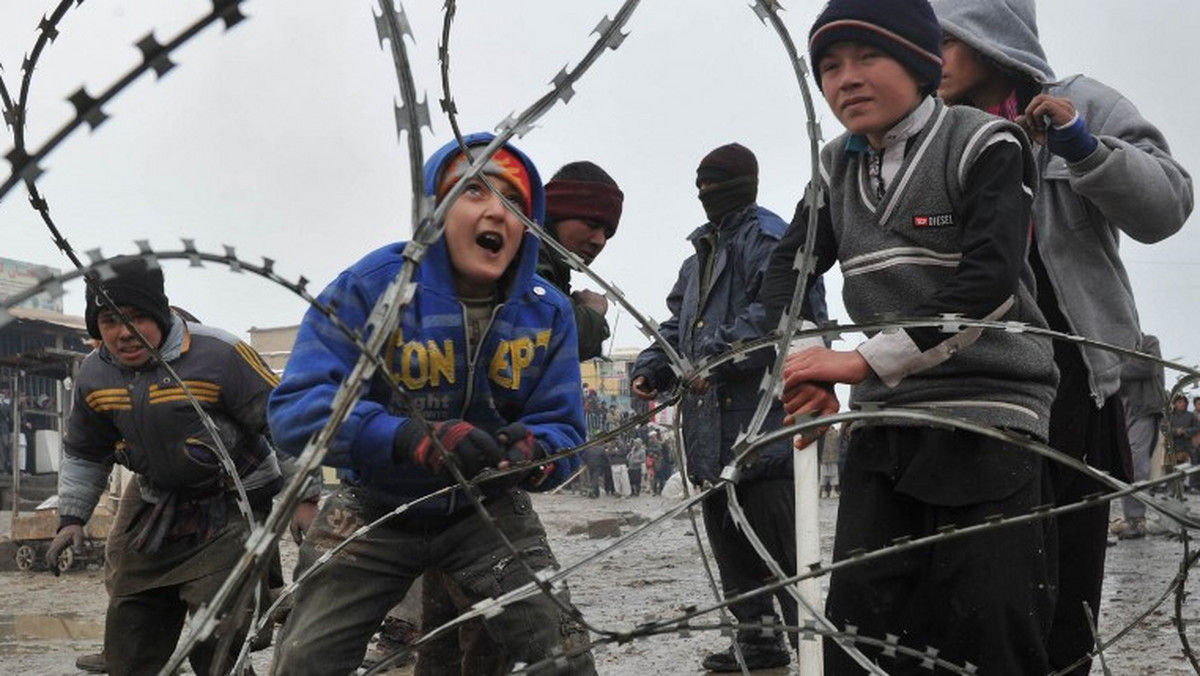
[45,523,84,576]
[393,420,504,479]
[495,422,555,488]
[495,422,544,465]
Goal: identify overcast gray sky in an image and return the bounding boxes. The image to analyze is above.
[2,1,1198,382]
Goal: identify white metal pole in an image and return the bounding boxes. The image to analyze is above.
[788,334,825,675]
[795,437,823,674]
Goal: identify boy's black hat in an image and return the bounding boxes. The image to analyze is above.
[809,0,943,96]
[84,256,172,340]
[696,143,758,188]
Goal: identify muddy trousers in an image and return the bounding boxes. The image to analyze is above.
[272,486,596,676]
[104,483,267,676]
[701,478,797,648]
[413,568,502,676]
[106,570,257,676]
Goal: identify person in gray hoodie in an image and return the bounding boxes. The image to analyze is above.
[932,1,1193,673]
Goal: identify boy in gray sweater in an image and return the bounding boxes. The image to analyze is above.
[762,0,1059,671]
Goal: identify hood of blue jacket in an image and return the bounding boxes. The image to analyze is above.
[419,132,547,300]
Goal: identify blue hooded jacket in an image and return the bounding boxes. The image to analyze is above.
[268,133,585,513]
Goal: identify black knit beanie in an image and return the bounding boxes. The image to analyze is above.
[696,143,758,188]
[85,256,172,340]
[696,143,759,223]
[809,0,943,96]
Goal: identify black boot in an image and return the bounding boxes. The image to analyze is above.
[75,650,107,674]
[701,641,790,672]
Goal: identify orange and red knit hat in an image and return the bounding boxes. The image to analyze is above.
[436,147,533,216]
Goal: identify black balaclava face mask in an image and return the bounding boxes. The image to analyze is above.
[698,176,758,224]
[695,143,759,224]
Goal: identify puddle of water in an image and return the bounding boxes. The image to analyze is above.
[0,613,104,641]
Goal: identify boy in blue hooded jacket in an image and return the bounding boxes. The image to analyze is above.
[269,133,594,675]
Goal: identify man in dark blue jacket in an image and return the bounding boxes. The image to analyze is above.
[631,143,816,672]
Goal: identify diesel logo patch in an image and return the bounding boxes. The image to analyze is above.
[913,213,955,228]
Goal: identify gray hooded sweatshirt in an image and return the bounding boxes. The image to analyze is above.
[932,0,1194,405]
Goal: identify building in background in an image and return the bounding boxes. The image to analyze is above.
[0,257,63,313]
[0,304,90,508]
[248,324,300,375]
[580,347,639,411]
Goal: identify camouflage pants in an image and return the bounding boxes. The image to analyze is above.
[272,486,595,675]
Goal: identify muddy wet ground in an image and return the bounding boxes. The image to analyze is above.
[1,491,1198,674]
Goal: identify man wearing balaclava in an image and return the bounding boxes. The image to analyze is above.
[630,143,816,671]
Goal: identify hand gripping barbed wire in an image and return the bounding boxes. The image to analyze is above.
[357,4,840,669]
[348,1,1200,672]
[574,0,1200,648]
[0,6,705,667]
[359,3,656,672]
[0,253,869,674]
[370,391,1200,675]
[667,2,885,671]
[690,403,1200,674]
[0,241,417,672]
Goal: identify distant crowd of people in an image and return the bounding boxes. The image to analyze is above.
[577,424,676,499]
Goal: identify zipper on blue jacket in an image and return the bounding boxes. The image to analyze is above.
[459,302,503,419]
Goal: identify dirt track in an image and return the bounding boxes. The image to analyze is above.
[1,491,1198,674]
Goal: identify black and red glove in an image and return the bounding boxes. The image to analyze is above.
[495,422,554,487]
[394,419,504,480]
